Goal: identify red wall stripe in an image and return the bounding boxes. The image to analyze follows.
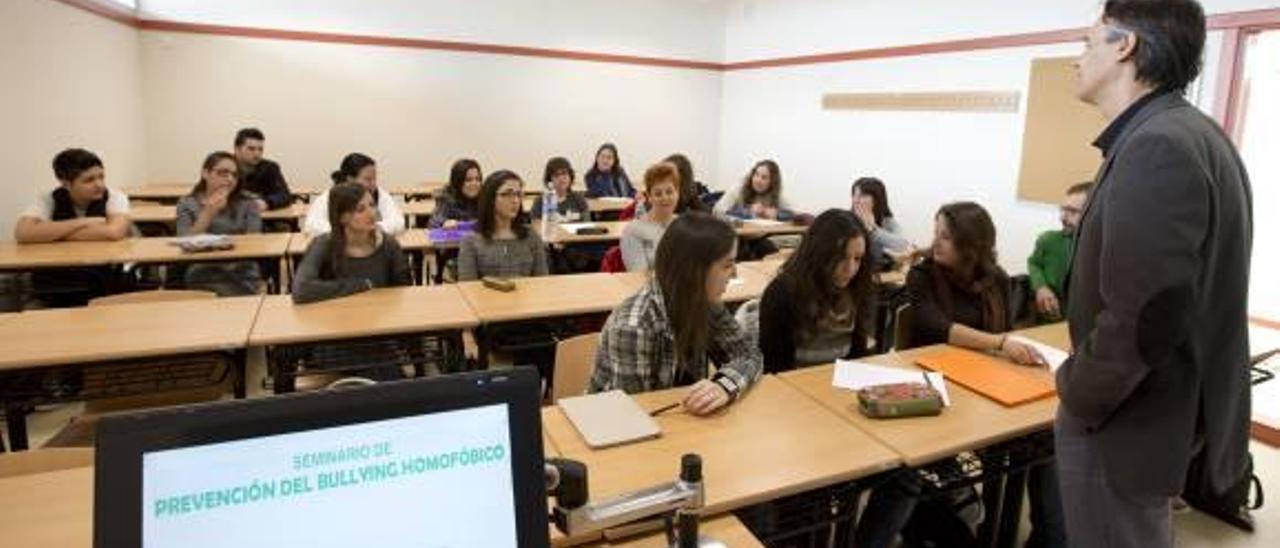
[50,0,138,27]
[135,19,725,71]
[722,28,1088,71]
[47,0,1280,72]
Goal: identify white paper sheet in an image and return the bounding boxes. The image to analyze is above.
[556,222,600,232]
[832,360,950,406]
[1007,336,1070,372]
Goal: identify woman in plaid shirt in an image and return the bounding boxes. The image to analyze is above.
[589,212,762,415]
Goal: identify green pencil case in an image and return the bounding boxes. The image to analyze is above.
[857,382,944,419]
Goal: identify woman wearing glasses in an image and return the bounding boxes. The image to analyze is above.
[457,170,549,281]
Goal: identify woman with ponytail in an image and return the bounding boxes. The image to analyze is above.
[303,153,405,235]
[292,182,411,304]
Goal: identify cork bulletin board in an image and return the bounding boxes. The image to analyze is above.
[1016,57,1109,204]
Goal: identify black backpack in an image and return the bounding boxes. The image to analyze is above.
[1181,350,1274,531]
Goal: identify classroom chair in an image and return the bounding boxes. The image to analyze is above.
[44,290,229,448]
[550,333,600,402]
[893,303,915,351]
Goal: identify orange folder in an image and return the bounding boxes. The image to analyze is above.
[914,347,1056,407]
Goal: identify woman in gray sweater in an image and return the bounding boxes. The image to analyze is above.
[620,162,680,272]
[292,182,411,304]
[176,151,262,296]
[458,170,549,281]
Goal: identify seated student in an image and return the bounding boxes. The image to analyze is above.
[758,209,874,373]
[850,177,913,270]
[303,153,405,235]
[176,151,262,296]
[1027,182,1091,323]
[874,201,1062,548]
[430,158,483,229]
[590,212,762,413]
[232,128,293,212]
[620,162,680,272]
[292,183,411,382]
[531,157,591,223]
[15,148,131,244]
[457,170,549,281]
[713,159,795,221]
[292,182,411,303]
[583,143,634,198]
[15,149,132,307]
[906,202,1041,362]
[664,153,711,213]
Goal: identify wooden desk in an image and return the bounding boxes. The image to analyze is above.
[124,184,321,203]
[0,296,262,370]
[387,181,446,199]
[0,296,263,448]
[776,324,1068,467]
[543,376,900,518]
[402,199,437,224]
[0,239,125,269]
[458,273,636,323]
[251,286,478,392]
[738,259,784,278]
[735,220,808,239]
[249,286,477,347]
[548,222,628,245]
[130,203,308,225]
[614,268,770,305]
[588,198,632,215]
[120,183,192,201]
[0,234,292,272]
[0,465,92,548]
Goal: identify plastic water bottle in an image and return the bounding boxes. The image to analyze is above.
[541,184,558,240]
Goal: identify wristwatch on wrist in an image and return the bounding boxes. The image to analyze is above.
[711,373,740,401]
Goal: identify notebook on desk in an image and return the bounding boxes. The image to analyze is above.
[558,390,661,449]
[914,347,1056,407]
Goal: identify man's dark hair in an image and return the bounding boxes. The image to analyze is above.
[52,148,103,182]
[1103,0,1206,93]
[1067,181,1095,196]
[234,127,265,147]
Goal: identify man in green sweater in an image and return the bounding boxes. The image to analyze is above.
[1028,182,1093,322]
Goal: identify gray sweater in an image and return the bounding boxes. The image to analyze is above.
[176,195,262,236]
[457,231,550,281]
[620,217,670,272]
[292,232,411,304]
[176,195,262,296]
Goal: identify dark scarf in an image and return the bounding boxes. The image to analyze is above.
[51,187,108,221]
[930,259,1008,333]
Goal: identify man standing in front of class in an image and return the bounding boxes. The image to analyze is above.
[1059,1,1253,547]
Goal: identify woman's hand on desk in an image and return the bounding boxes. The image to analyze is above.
[1001,338,1047,367]
[683,379,730,416]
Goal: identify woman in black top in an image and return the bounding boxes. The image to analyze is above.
[758,209,874,373]
[906,201,1042,364]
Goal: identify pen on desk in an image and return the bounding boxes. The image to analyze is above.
[649,402,680,416]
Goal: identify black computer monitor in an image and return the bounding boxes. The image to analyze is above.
[94,369,549,548]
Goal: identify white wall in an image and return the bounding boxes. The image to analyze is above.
[139,31,724,192]
[139,0,728,61]
[717,0,1266,276]
[0,0,147,237]
[134,0,727,190]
